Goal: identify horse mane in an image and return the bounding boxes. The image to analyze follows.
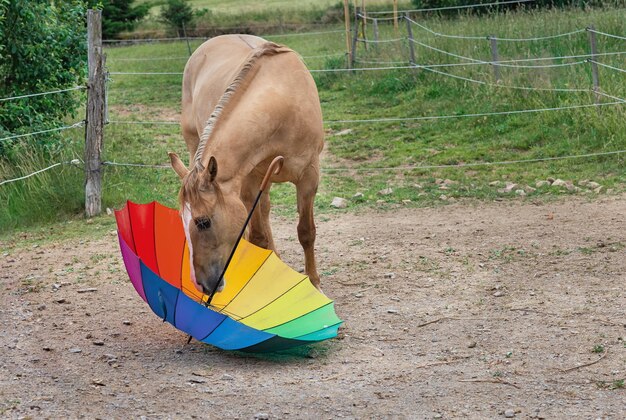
[193,41,293,170]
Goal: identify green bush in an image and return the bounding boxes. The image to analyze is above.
[160,0,194,36]
[0,0,87,158]
[87,0,150,39]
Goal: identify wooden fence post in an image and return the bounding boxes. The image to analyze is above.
[405,13,416,66]
[373,18,379,44]
[350,7,361,69]
[393,0,398,32]
[85,10,106,217]
[588,25,600,104]
[489,35,501,82]
[182,22,192,56]
[344,0,352,69]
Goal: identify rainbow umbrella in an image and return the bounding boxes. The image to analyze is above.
[114,161,341,352]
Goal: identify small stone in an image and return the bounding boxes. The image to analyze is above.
[43,346,52,351]
[352,192,364,199]
[547,177,556,183]
[439,194,448,201]
[254,413,269,420]
[536,180,550,188]
[37,304,46,311]
[551,179,567,187]
[333,128,352,136]
[55,298,67,304]
[106,208,113,216]
[330,197,348,209]
[383,272,396,279]
[504,182,518,193]
[413,184,423,189]
[401,199,412,205]
[586,181,600,189]
[467,341,477,349]
[524,185,536,194]
[504,409,515,418]
[435,178,444,185]
[68,348,82,354]
[77,288,98,293]
[221,374,235,381]
[443,179,458,186]
[387,309,398,314]
[493,291,504,297]
[92,379,105,387]
[515,189,526,196]
[122,320,132,326]
[593,186,603,194]
[489,181,501,186]
[378,187,393,196]
[93,340,105,346]
[578,179,590,187]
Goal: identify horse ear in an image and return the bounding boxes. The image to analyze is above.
[206,156,218,183]
[168,152,189,179]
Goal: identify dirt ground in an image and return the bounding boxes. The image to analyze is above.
[1,195,625,418]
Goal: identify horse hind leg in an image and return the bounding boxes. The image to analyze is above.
[296,168,321,290]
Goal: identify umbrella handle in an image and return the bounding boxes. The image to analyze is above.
[260,156,284,192]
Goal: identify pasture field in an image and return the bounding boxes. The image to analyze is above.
[1,4,625,232]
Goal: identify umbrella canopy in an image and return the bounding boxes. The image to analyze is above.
[115,201,342,352]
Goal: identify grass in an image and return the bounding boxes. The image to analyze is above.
[1,4,625,238]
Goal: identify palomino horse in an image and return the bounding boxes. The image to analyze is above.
[168,34,324,295]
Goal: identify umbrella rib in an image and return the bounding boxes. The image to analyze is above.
[237,275,309,322]
[126,200,138,253]
[197,316,229,343]
[217,251,273,314]
[151,202,161,277]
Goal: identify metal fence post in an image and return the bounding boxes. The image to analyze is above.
[588,25,600,104]
[344,0,352,69]
[489,35,501,82]
[405,13,416,66]
[85,10,106,217]
[373,18,379,44]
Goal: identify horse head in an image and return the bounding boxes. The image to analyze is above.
[168,152,247,295]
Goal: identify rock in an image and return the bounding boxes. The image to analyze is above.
[435,178,444,185]
[524,185,536,194]
[68,348,82,354]
[352,192,364,199]
[387,309,398,314]
[91,379,106,387]
[122,320,132,325]
[106,208,113,216]
[92,340,105,346]
[54,298,68,304]
[551,179,567,187]
[254,413,269,420]
[401,199,412,205]
[515,189,526,197]
[493,291,504,297]
[489,181,501,186]
[593,186,603,194]
[504,409,515,418]
[578,179,590,187]
[413,184,423,189]
[77,288,98,293]
[221,373,235,381]
[536,180,550,188]
[330,197,347,209]
[439,194,448,201]
[547,177,555,183]
[586,181,600,189]
[383,272,396,279]
[333,128,352,136]
[378,187,393,196]
[504,182,518,193]
[43,346,52,352]
[37,304,46,311]
[467,341,477,349]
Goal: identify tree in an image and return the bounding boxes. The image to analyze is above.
[161,0,194,36]
[87,0,150,39]
[0,0,87,157]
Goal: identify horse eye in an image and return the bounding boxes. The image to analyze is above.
[194,217,211,231]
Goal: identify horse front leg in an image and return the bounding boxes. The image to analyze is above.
[296,170,321,290]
